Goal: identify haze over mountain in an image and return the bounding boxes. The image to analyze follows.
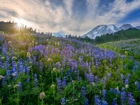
[52,31,67,38]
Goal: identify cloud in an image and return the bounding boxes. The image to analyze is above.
[0,0,140,35]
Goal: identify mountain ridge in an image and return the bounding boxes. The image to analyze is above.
[82,24,139,39]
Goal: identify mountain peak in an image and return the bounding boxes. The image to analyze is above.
[119,24,133,30]
[82,24,118,39]
[52,31,68,38]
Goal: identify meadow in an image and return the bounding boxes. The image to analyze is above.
[0,32,140,105]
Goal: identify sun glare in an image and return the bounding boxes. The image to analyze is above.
[14,18,25,28]
[13,18,34,28]
[17,22,22,27]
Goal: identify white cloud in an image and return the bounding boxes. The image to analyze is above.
[0,0,140,35]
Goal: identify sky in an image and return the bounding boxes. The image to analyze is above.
[0,0,140,35]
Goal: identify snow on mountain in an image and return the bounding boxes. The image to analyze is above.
[52,31,67,38]
[119,24,134,30]
[136,26,140,29]
[82,24,118,39]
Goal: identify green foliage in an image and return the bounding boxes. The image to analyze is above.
[0,68,6,76]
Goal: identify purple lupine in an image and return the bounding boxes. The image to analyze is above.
[121,87,125,91]
[84,98,89,105]
[62,77,67,87]
[2,76,6,85]
[34,74,38,87]
[125,78,129,85]
[127,92,136,105]
[112,98,117,105]
[86,73,94,83]
[102,90,106,98]
[7,70,11,76]
[132,62,139,72]
[121,91,126,105]
[101,100,108,105]
[110,88,120,95]
[61,98,66,105]
[26,78,30,83]
[107,73,111,79]
[81,86,86,97]
[57,78,62,93]
[94,95,101,105]
[135,81,140,91]
[12,66,16,73]
[39,61,43,71]
[26,67,30,74]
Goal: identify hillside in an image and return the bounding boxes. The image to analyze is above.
[0,32,140,104]
[69,28,140,44]
[94,28,140,44]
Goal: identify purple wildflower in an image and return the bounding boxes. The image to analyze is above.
[61,98,66,105]
[94,95,101,105]
[127,92,136,105]
[81,86,86,97]
[57,78,62,93]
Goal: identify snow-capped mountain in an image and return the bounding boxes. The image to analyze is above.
[119,24,133,30]
[82,24,118,39]
[136,26,140,29]
[52,31,67,38]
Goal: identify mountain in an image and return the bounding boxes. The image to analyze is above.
[82,24,118,39]
[136,26,140,29]
[52,31,68,38]
[119,24,134,30]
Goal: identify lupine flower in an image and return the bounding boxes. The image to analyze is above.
[121,91,126,105]
[26,67,30,74]
[121,87,125,91]
[62,77,67,87]
[57,78,62,93]
[125,77,129,86]
[61,98,66,105]
[94,95,101,105]
[107,73,111,78]
[86,73,94,83]
[135,81,140,91]
[102,90,106,98]
[81,86,86,97]
[2,76,6,85]
[127,92,136,105]
[12,67,16,73]
[34,74,38,87]
[11,72,17,77]
[39,61,43,71]
[101,100,108,105]
[26,78,30,82]
[112,98,117,105]
[132,62,139,72]
[7,70,11,76]
[84,98,89,105]
[110,88,120,95]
